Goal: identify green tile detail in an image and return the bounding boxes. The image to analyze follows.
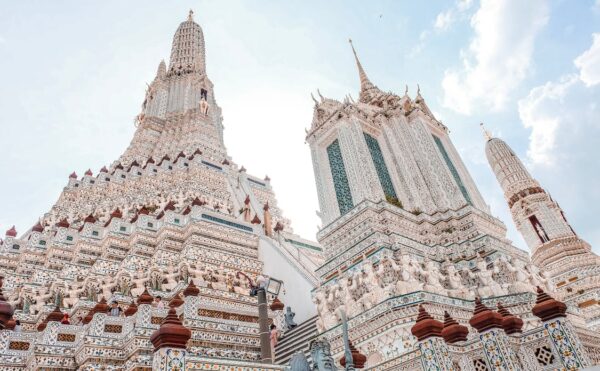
[432,135,472,205]
[364,133,400,204]
[201,213,253,232]
[284,238,322,251]
[327,139,354,215]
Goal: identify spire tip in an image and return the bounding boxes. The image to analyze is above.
[480,123,492,141]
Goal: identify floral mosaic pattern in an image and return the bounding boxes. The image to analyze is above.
[153,348,186,371]
[432,135,472,206]
[327,139,354,215]
[545,319,591,369]
[478,329,519,371]
[363,132,398,203]
[418,337,453,371]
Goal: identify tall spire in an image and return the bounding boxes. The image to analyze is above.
[349,39,376,93]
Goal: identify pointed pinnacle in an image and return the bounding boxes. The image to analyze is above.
[480,123,492,141]
[348,38,375,92]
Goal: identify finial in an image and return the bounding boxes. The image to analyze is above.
[348,38,375,93]
[311,92,318,105]
[480,123,492,141]
[417,84,421,96]
[317,89,324,102]
[405,84,408,95]
[188,9,194,21]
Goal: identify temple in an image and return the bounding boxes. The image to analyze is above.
[0,11,599,371]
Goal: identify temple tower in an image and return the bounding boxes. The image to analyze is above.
[484,127,600,320]
[0,11,323,368]
[121,10,225,165]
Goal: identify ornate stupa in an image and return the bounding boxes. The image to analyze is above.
[0,11,322,370]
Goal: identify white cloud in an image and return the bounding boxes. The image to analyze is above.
[434,11,455,31]
[518,74,578,165]
[574,33,600,86]
[520,31,600,166]
[410,0,473,57]
[434,0,473,30]
[442,0,549,114]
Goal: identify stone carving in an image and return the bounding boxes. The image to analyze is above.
[473,257,506,298]
[289,352,310,371]
[285,306,298,331]
[422,260,446,296]
[310,339,337,371]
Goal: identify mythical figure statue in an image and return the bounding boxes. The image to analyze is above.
[395,254,423,295]
[199,96,210,114]
[501,256,534,294]
[474,257,506,297]
[339,276,360,316]
[525,262,553,292]
[445,264,472,299]
[313,287,338,331]
[285,306,298,331]
[310,339,337,371]
[361,258,384,307]
[289,352,310,371]
[422,261,447,296]
[117,273,132,296]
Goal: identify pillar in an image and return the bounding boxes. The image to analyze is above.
[469,298,520,370]
[257,288,272,363]
[532,287,591,369]
[150,308,191,371]
[410,305,453,371]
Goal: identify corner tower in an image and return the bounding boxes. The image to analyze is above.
[484,126,600,313]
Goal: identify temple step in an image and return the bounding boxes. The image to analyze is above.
[274,315,318,365]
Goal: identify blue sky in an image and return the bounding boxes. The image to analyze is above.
[0,0,599,254]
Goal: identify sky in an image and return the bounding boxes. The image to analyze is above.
[0,0,599,255]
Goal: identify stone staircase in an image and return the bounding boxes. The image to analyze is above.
[274,315,318,365]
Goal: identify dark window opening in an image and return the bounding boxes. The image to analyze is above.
[529,215,550,243]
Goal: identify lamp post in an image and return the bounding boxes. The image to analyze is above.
[236,272,283,364]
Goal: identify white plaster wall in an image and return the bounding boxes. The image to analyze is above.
[258,237,317,323]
